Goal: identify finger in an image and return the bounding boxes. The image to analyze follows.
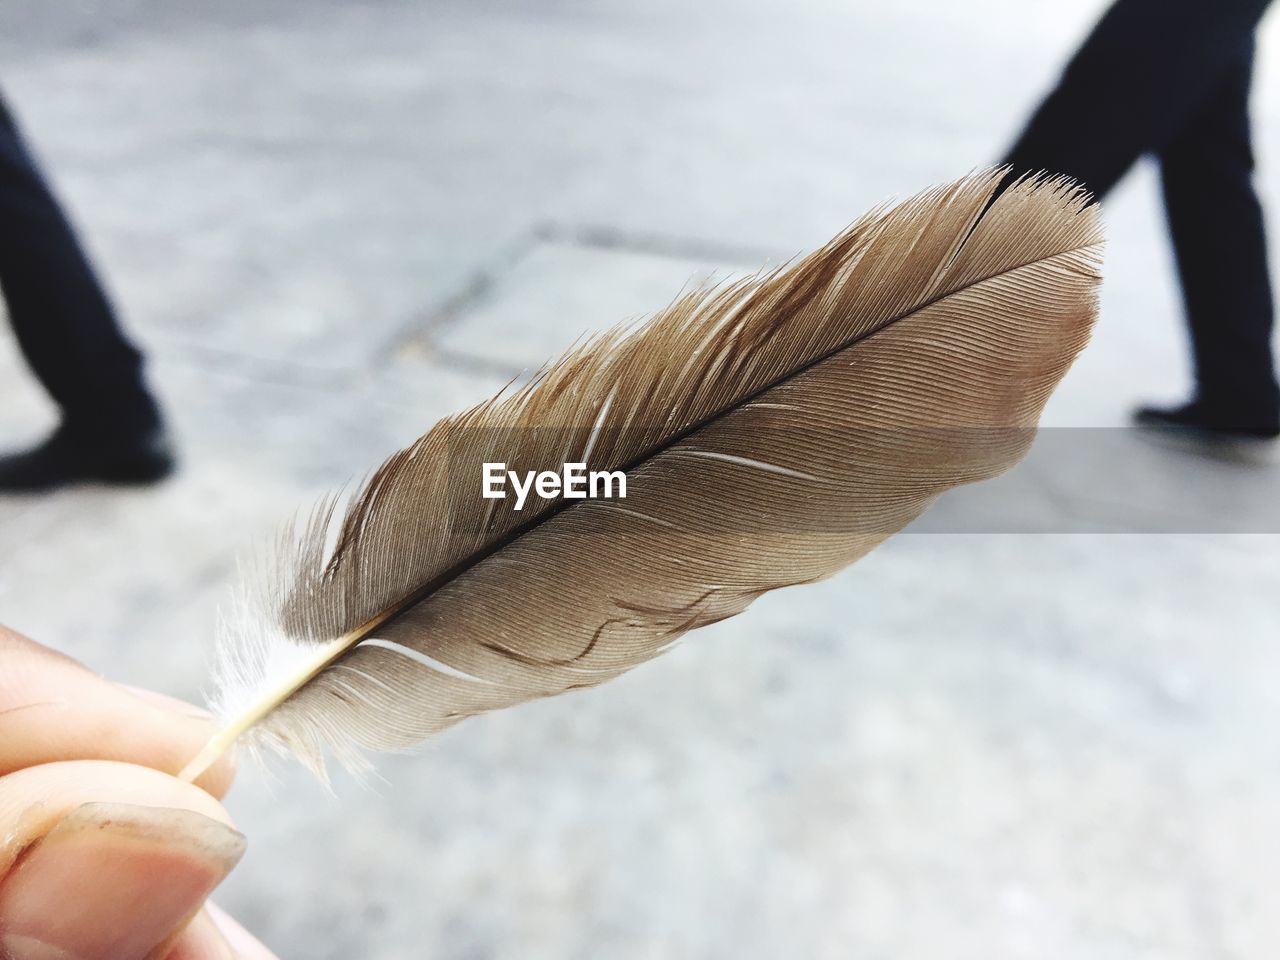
[206,902,279,960]
[162,903,279,960]
[162,910,237,960]
[0,625,233,797]
[0,760,245,960]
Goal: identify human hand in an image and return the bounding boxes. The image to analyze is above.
[0,625,276,959]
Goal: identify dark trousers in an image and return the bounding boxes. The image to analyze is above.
[0,94,158,441]
[1004,0,1280,426]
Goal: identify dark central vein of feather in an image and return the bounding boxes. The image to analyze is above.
[302,232,1093,678]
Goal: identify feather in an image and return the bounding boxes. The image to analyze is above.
[180,171,1102,781]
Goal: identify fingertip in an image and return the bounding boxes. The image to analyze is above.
[192,745,237,802]
[0,801,244,960]
[114,689,237,800]
[0,629,237,797]
[0,760,240,876]
[206,902,279,960]
[159,908,235,960]
[118,684,214,722]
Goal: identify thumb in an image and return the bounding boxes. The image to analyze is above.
[0,764,245,960]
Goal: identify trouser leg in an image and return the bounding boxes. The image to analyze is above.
[0,95,160,440]
[1002,0,1272,199]
[1159,43,1280,426]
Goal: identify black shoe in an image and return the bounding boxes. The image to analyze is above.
[0,425,176,492]
[1133,400,1280,441]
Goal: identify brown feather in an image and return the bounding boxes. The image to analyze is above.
[184,171,1102,779]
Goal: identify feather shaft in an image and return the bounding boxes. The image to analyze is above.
[180,634,352,780]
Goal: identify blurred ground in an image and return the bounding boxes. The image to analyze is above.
[1,1,1278,958]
